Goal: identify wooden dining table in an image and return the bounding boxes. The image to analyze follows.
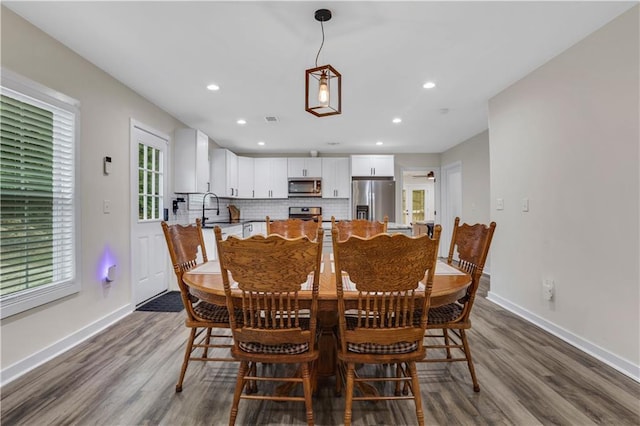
[183,254,471,377]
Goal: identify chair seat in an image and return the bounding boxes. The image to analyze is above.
[343,316,419,354]
[427,303,463,324]
[193,301,238,323]
[347,341,418,354]
[239,341,310,355]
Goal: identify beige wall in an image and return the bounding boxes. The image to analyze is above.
[488,6,639,378]
[441,130,491,226]
[1,8,186,373]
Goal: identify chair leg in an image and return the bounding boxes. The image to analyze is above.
[443,328,452,359]
[229,361,249,426]
[335,360,343,397]
[301,362,315,426]
[460,329,480,392]
[394,363,402,396]
[344,362,355,426]
[202,327,212,358]
[176,327,197,392]
[408,361,425,426]
[245,362,257,394]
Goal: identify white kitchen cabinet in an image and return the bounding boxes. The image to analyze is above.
[237,156,254,198]
[288,158,322,178]
[203,224,243,261]
[174,129,210,193]
[254,158,288,198]
[249,221,266,236]
[322,157,350,198]
[210,149,238,197]
[351,155,395,177]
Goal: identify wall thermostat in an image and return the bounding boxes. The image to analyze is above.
[104,156,112,175]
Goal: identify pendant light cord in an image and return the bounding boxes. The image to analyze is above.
[315,20,325,67]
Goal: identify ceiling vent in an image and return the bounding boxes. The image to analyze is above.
[264,116,279,123]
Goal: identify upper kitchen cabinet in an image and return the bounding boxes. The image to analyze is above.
[254,158,288,198]
[174,129,210,193]
[351,155,395,177]
[210,148,238,197]
[237,156,254,198]
[322,157,350,198]
[288,158,322,178]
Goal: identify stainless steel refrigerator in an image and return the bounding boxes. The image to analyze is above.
[352,179,396,222]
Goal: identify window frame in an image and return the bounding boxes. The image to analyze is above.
[1,68,81,319]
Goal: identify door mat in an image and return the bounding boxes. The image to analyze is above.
[136,291,184,312]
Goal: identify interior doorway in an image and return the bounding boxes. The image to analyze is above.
[401,170,437,226]
[440,161,462,257]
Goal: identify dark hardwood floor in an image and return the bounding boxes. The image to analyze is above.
[2,277,639,425]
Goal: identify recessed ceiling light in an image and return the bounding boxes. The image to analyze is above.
[237,119,246,125]
[376,141,383,146]
[257,141,265,146]
[392,118,402,124]
[206,83,220,91]
[423,81,436,89]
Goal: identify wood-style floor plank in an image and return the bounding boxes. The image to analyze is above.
[2,277,639,425]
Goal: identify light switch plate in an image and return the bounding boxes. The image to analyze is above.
[522,198,529,212]
[496,198,504,210]
[103,199,111,214]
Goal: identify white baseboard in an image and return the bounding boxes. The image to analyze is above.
[0,304,132,387]
[487,292,640,383]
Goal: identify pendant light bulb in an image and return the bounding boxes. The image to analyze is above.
[318,70,329,107]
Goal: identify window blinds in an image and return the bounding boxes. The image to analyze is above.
[0,88,75,297]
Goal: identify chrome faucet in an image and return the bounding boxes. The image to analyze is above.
[202,192,220,227]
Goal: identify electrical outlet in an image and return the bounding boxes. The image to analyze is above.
[543,279,554,301]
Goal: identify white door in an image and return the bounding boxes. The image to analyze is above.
[401,170,437,225]
[131,120,169,305]
[403,186,433,225]
[441,162,462,257]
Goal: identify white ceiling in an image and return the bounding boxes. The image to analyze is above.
[5,1,635,155]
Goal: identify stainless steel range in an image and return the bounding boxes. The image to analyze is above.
[288,206,322,221]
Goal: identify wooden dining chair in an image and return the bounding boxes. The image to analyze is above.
[421,217,496,392]
[214,227,324,426]
[330,215,388,242]
[266,216,322,241]
[332,226,442,426]
[161,219,236,392]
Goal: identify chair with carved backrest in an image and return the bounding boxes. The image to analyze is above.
[330,215,388,242]
[332,226,441,426]
[161,218,236,392]
[421,217,496,392]
[266,216,322,241]
[215,226,323,426]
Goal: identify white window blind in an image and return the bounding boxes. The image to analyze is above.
[1,70,79,318]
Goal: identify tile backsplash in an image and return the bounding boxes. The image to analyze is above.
[172,194,350,224]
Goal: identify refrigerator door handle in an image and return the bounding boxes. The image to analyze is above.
[371,192,375,221]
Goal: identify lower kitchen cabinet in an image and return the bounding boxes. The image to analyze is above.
[249,221,266,236]
[202,224,243,261]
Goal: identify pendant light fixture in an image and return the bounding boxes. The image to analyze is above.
[305,9,342,117]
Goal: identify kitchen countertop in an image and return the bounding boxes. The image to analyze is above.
[321,221,411,230]
[202,219,411,230]
[201,219,271,228]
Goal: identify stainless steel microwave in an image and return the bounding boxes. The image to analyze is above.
[288,178,322,197]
